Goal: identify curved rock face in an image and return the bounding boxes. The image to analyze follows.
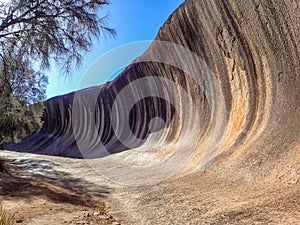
[10,0,300,177]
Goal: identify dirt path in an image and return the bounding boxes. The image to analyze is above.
[1,150,300,225]
[0,151,121,225]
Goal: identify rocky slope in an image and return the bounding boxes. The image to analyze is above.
[9,0,300,197]
[11,0,300,176]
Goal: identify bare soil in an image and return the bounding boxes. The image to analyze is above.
[1,151,300,224]
[0,159,121,225]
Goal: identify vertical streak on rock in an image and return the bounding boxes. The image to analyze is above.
[8,0,300,180]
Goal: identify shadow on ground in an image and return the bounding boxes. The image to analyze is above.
[0,158,112,207]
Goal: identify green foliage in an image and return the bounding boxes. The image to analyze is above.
[0,0,115,75]
[0,96,45,145]
[0,205,15,225]
[0,53,47,144]
[0,0,114,145]
[0,96,23,142]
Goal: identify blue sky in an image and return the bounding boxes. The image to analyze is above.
[46,0,184,99]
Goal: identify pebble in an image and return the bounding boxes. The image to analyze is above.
[93,212,100,216]
[98,215,108,220]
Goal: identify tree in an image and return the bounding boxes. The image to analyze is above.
[0,0,115,74]
[0,50,48,144]
[0,0,114,146]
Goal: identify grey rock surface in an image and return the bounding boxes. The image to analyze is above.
[3,0,300,224]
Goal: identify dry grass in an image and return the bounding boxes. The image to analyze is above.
[0,205,15,225]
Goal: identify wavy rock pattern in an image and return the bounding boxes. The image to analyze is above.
[10,0,300,179]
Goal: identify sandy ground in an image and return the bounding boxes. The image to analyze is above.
[0,155,121,225]
[1,150,300,225]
